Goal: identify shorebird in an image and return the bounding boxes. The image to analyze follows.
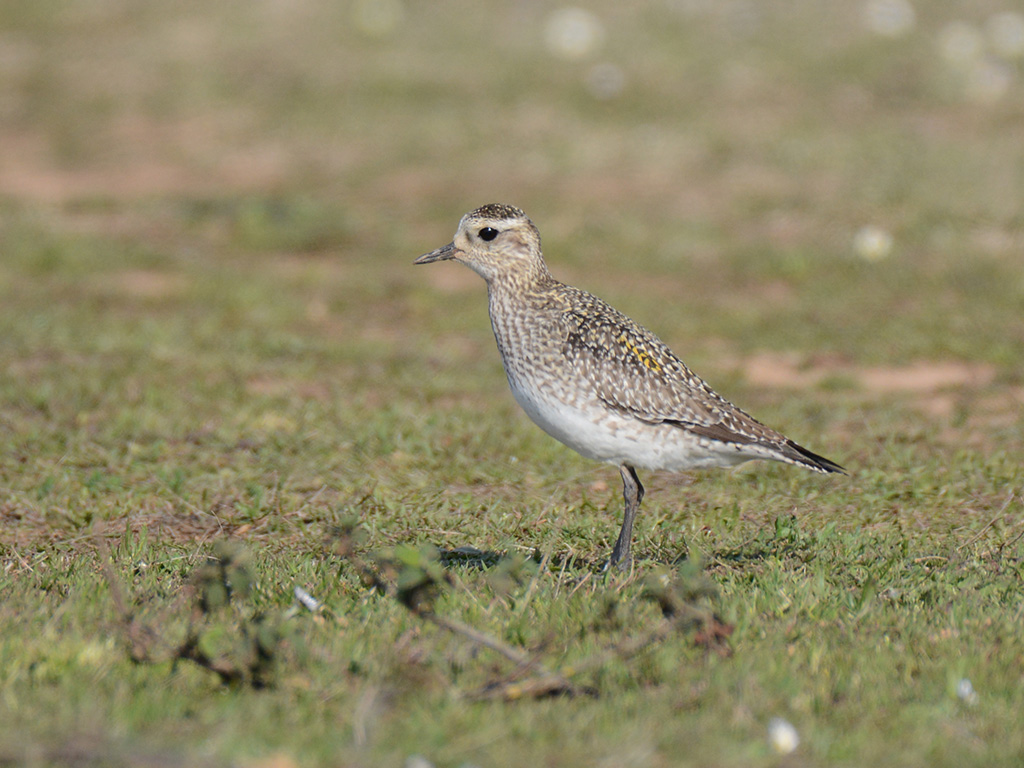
[415,204,844,570]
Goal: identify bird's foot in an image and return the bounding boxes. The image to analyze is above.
[604,551,633,573]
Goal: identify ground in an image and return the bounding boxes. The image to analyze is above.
[1,1,1023,766]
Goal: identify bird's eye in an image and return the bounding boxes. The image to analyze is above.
[478,227,499,242]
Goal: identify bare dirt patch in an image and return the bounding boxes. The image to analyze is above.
[737,353,1016,439]
[86,270,190,300]
[740,352,998,394]
[0,114,291,205]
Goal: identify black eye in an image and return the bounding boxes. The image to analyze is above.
[478,227,499,241]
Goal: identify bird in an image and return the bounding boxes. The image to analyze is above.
[415,204,844,570]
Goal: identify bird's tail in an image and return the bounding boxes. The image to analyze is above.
[782,440,846,474]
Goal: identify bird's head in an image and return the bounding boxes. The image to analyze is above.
[415,204,546,284]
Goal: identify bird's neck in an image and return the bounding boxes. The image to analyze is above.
[485,261,556,297]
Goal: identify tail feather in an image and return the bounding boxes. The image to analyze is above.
[783,440,846,475]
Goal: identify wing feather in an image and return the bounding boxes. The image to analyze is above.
[557,288,785,443]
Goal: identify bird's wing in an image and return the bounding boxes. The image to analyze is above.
[558,294,784,445]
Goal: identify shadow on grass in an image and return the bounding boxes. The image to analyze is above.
[438,545,606,575]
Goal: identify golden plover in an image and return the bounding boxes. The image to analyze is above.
[416,204,844,570]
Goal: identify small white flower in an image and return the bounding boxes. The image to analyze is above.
[853,225,894,262]
[544,8,606,60]
[767,717,800,754]
[956,678,979,706]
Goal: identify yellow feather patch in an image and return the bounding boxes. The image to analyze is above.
[619,334,662,372]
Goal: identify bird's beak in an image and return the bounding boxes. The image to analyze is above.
[414,242,458,265]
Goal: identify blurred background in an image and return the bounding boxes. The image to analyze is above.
[3,0,1021,307]
[1,0,1022,528]
[4,0,1022,235]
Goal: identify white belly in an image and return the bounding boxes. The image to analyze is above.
[506,373,750,472]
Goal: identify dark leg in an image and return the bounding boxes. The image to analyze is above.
[609,464,644,571]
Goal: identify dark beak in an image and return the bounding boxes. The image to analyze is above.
[414,242,457,265]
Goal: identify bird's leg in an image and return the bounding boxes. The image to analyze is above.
[609,464,644,571]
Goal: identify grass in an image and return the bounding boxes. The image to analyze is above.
[2,0,1024,765]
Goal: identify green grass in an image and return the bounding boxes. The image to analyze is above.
[2,0,1024,765]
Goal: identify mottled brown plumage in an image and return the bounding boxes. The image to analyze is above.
[416,204,843,569]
